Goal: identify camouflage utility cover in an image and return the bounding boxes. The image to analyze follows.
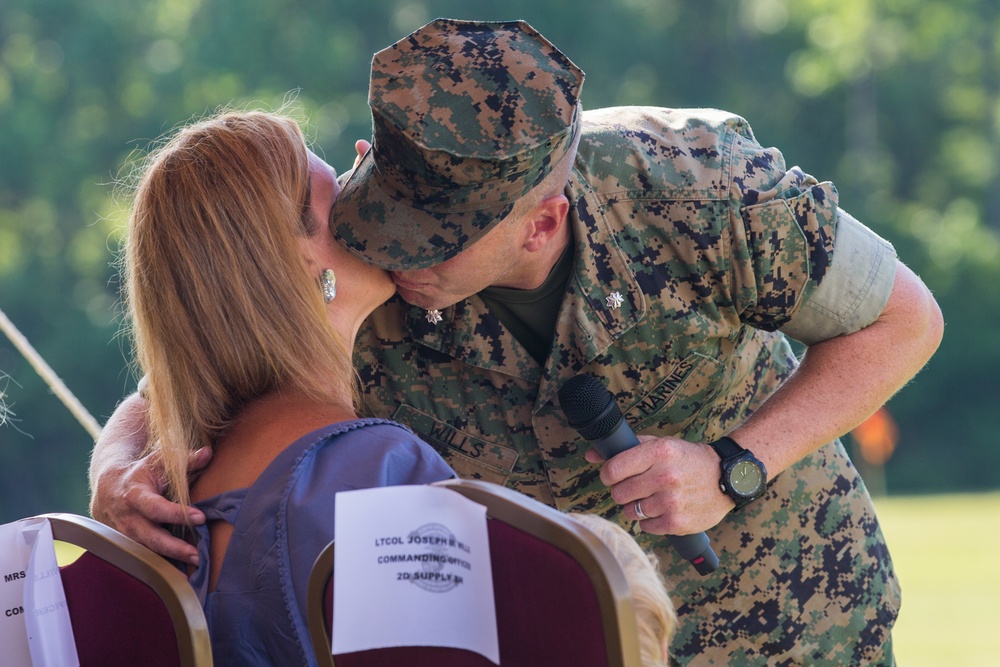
[335,19,584,270]
[355,107,900,665]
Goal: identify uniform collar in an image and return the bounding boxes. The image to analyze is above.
[562,166,645,346]
[534,167,644,406]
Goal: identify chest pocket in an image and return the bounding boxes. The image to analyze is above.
[623,353,726,440]
[393,405,519,486]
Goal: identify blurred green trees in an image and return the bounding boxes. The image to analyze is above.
[1,0,996,522]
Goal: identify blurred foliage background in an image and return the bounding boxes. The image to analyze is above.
[1,0,997,523]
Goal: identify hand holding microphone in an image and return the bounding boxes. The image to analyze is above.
[558,373,719,575]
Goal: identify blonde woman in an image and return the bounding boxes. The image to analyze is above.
[121,110,453,666]
[569,513,677,667]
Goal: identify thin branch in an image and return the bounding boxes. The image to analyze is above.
[0,306,102,441]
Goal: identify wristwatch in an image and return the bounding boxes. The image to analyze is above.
[707,436,768,511]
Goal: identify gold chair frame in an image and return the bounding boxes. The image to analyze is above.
[38,512,213,667]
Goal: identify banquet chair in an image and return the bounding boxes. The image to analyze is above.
[307,479,642,667]
[38,512,213,667]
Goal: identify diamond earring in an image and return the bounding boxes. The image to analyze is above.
[321,269,337,303]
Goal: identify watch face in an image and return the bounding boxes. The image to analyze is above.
[730,461,763,495]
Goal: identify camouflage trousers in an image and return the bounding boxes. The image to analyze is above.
[634,440,900,666]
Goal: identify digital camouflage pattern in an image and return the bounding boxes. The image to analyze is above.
[334,19,584,271]
[353,107,900,665]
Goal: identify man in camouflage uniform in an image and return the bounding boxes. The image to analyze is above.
[332,20,942,665]
[90,19,942,666]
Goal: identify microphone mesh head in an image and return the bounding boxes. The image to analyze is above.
[558,374,622,440]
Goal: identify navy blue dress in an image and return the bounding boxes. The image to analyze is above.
[186,418,455,666]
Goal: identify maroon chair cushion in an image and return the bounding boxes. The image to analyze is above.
[328,519,608,666]
[60,551,181,667]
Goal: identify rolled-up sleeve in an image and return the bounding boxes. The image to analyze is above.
[728,125,838,331]
[779,209,896,345]
[726,123,894,342]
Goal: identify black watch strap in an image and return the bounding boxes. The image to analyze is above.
[709,436,744,461]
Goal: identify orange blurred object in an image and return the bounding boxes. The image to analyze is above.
[851,407,899,466]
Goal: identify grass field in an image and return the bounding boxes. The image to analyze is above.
[874,491,1000,667]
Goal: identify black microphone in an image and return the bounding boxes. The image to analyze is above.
[558,373,719,575]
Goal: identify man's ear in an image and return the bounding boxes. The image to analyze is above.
[523,194,569,252]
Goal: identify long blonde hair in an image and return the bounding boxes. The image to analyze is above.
[569,513,677,667]
[121,110,357,508]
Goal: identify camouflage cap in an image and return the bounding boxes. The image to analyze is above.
[333,18,585,270]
